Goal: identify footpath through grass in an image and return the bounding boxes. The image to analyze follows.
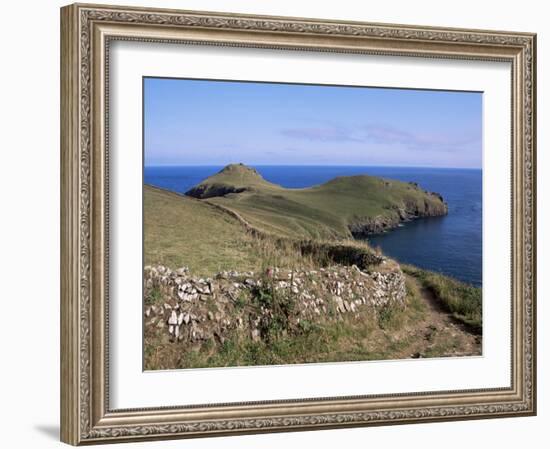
[402,265,482,333]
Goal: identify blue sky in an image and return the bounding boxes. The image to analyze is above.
[144,77,482,168]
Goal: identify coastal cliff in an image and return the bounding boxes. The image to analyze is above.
[348,189,449,237]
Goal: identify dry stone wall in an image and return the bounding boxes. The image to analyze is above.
[144,263,406,345]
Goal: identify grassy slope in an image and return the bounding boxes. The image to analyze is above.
[144,186,344,276]
[189,164,446,240]
[144,186,263,276]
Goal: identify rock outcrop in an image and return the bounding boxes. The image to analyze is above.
[185,183,247,199]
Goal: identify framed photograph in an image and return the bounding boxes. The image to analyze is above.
[60,3,537,445]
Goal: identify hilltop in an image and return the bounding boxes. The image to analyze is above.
[185,163,278,198]
[186,163,448,239]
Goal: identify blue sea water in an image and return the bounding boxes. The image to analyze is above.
[145,165,482,287]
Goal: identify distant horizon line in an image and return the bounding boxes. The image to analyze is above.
[144,163,482,170]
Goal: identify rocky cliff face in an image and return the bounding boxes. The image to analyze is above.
[144,263,406,346]
[348,190,448,237]
[185,183,247,199]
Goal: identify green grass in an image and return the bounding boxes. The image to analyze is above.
[144,286,162,305]
[144,185,383,277]
[161,299,429,369]
[144,186,266,276]
[402,265,482,333]
[188,163,447,240]
[166,317,390,369]
[144,271,434,370]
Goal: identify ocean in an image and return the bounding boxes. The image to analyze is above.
[144,165,482,287]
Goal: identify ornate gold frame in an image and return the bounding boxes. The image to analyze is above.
[60,3,537,445]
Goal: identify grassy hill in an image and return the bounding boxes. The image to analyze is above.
[144,186,264,275]
[186,163,448,240]
[145,185,382,276]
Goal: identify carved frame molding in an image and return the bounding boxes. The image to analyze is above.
[60,3,536,445]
